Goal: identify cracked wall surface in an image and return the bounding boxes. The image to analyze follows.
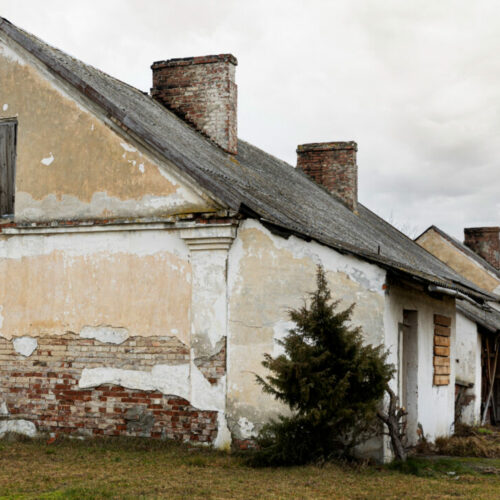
[0,34,216,222]
[226,219,386,441]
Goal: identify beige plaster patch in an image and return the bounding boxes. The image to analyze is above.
[0,39,215,220]
[0,248,191,343]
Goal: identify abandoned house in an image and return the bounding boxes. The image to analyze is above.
[0,17,497,461]
[416,226,500,426]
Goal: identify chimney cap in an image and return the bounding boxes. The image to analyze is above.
[464,226,500,234]
[151,54,237,70]
[297,141,357,153]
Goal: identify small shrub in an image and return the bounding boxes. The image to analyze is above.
[250,266,394,466]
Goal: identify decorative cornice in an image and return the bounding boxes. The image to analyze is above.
[179,225,237,252]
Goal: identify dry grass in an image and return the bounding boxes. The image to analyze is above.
[427,425,500,459]
[0,435,498,499]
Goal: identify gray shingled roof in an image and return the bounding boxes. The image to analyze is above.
[0,17,494,302]
[457,300,500,333]
[417,225,500,281]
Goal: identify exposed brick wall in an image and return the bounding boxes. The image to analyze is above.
[0,334,220,443]
[151,54,238,154]
[194,338,226,385]
[297,141,358,212]
[464,227,500,270]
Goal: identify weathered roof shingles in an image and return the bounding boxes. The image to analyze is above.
[0,17,494,302]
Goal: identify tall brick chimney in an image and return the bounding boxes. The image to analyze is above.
[151,54,237,154]
[297,141,358,212]
[464,227,500,270]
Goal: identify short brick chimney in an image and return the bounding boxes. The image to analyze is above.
[151,54,238,154]
[297,141,358,212]
[464,227,500,270]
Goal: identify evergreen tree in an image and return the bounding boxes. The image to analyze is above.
[251,266,394,466]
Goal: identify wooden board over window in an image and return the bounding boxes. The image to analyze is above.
[433,314,451,386]
[0,119,17,217]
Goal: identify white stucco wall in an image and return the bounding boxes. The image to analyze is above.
[384,282,456,444]
[226,219,387,450]
[456,312,482,425]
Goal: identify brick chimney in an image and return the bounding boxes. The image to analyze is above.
[297,141,358,212]
[151,54,237,154]
[464,227,500,270]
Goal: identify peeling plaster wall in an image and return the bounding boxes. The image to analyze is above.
[0,35,216,222]
[0,225,233,446]
[226,219,387,443]
[384,281,456,444]
[417,230,500,294]
[0,333,219,442]
[0,230,191,342]
[456,312,482,425]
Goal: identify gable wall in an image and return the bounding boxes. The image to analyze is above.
[0,35,217,222]
[417,229,500,294]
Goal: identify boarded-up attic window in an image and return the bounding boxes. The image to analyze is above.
[433,314,451,386]
[0,119,16,217]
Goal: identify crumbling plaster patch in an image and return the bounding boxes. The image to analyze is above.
[40,153,54,166]
[0,420,37,439]
[238,417,257,439]
[80,325,129,345]
[15,190,205,223]
[0,39,26,66]
[12,336,38,357]
[0,401,8,416]
[78,358,230,448]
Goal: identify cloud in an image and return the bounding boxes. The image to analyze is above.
[1,0,499,239]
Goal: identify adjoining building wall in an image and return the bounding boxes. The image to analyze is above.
[0,34,217,222]
[384,281,456,444]
[455,312,482,425]
[416,229,500,294]
[226,219,387,450]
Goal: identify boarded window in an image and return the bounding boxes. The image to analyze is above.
[433,314,451,386]
[0,119,17,216]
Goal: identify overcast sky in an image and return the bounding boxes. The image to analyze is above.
[1,0,499,240]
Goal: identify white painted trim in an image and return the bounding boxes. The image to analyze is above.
[179,225,237,251]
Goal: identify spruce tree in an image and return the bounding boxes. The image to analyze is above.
[251,265,394,466]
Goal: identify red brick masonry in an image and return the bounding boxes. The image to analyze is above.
[297,141,358,212]
[151,54,238,154]
[0,334,220,443]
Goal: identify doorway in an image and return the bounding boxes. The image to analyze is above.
[399,310,419,445]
